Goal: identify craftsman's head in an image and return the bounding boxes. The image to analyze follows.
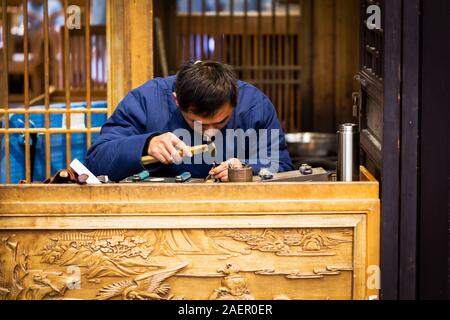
[174,61,238,133]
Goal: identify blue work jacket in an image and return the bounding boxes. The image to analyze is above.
[86,76,294,181]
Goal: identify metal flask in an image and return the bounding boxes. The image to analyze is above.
[337,123,360,182]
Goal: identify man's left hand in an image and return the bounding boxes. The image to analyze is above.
[209,158,242,182]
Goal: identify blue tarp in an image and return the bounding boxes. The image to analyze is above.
[1,101,107,184]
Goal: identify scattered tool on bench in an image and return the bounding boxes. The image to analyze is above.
[132,170,151,182]
[205,161,219,183]
[175,172,192,183]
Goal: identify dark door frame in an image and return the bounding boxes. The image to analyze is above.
[418,0,450,300]
[381,0,450,299]
[381,0,403,300]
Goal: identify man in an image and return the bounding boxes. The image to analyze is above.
[86,61,293,182]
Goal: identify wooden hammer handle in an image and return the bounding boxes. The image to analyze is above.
[141,144,208,165]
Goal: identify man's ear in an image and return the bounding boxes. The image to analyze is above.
[172,92,179,107]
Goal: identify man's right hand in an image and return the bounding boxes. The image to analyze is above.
[147,133,192,165]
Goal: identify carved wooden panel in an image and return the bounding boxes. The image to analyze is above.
[0,225,361,300]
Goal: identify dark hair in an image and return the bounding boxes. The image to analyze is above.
[175,61,238,118]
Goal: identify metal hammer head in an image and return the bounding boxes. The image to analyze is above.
[207,141,217,158]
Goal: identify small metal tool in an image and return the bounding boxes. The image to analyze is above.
[205,161,219,182]
[175,172,192,183]
[132,170,151,182]
[258,168,274,181]
[299,164,313,175]
[97,176,112,184]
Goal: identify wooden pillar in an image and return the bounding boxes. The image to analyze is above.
[334,0,359,128]
[309,0,359,133]
[312,0,336,133]
[299,0,313,131]
[107,0,154,115]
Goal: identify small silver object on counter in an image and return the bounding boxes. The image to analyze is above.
[258,168,274,181]
[337,123,360,182]
[299,164,313,175]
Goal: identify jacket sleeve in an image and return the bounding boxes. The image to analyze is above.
[246,96,295,174]
[85,92,160,182]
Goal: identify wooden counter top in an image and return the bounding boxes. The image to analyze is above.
[0,167,380,300]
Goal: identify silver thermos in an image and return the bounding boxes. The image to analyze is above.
[337,123,360,182]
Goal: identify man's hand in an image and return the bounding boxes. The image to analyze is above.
[147,133,192,165]
[209,158,242,182]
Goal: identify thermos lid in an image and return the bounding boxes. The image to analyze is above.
[339,123,359,132]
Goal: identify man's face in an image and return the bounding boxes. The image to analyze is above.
[174,93,234,134]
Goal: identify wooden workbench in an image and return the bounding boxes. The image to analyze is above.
[0,167,380,300]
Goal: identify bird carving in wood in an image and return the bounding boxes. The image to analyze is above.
[96,262,188,300]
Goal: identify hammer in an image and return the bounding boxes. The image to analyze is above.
[141,141,216,166]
